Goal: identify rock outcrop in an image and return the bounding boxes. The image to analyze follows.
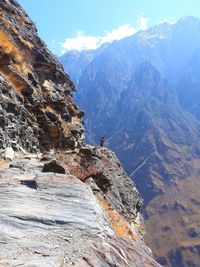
[0,0,84,151]
[0,154,159,266]
[0,0,161,266]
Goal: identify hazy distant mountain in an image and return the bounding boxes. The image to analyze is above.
[60,50,96,85]
[60,16,200,266]
[177,50,200,120]
[61,16,200,86]
[61,16,200,144]
[105,62,200,206]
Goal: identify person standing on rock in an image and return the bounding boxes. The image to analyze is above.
[100,135,106,148]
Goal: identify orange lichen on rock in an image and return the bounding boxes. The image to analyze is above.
[99,197,137,241]
[9,73,27,92]
[0,29,31,74]
[19,36,34,50]
[0,65,27,93]
[12,26,34,49]
[0,29,23,62]
[0,29,34,94]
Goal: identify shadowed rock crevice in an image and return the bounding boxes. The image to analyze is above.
[92,172,112,193]
[20,180,38,190]
[42,160,67,174]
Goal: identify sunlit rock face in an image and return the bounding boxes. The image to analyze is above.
[0,0,84,152]
[0,1,161,266]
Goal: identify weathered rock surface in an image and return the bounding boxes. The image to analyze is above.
[0,155,160,266]
[74,237,161,267]
[60,145,143,221]
[0,0,84,152]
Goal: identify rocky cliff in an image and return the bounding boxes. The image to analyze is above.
[0,0,84,151]
[0,1,160,266]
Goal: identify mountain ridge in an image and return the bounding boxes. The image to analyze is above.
[61,16,200,266]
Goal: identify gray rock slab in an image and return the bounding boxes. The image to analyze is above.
[0,158,114,266]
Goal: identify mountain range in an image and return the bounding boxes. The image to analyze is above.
[61,16,200,266]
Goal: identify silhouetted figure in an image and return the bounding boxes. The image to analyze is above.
[100,135,106,148]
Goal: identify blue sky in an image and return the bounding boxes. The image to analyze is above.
[18,0,200,56]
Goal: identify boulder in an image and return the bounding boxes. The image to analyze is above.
[42,160,70,174]
[5,146,14,161]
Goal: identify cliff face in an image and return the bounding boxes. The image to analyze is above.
[0,0,84,151]
[0,1,161,266]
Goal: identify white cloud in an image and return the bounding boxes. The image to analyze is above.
[101,24,136,44]
[61,31,98,54]
[61,24,136,54]
[137,15,149,30]
[61,15,150,54]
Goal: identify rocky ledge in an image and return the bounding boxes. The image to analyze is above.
[0,152,160,266]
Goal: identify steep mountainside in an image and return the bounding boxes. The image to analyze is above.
[177,50,200,121]
[61,16,200,145]
[61,17,200,266]
[108,64,200,266]
[61,16,200,87]
[0,1,161,266]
